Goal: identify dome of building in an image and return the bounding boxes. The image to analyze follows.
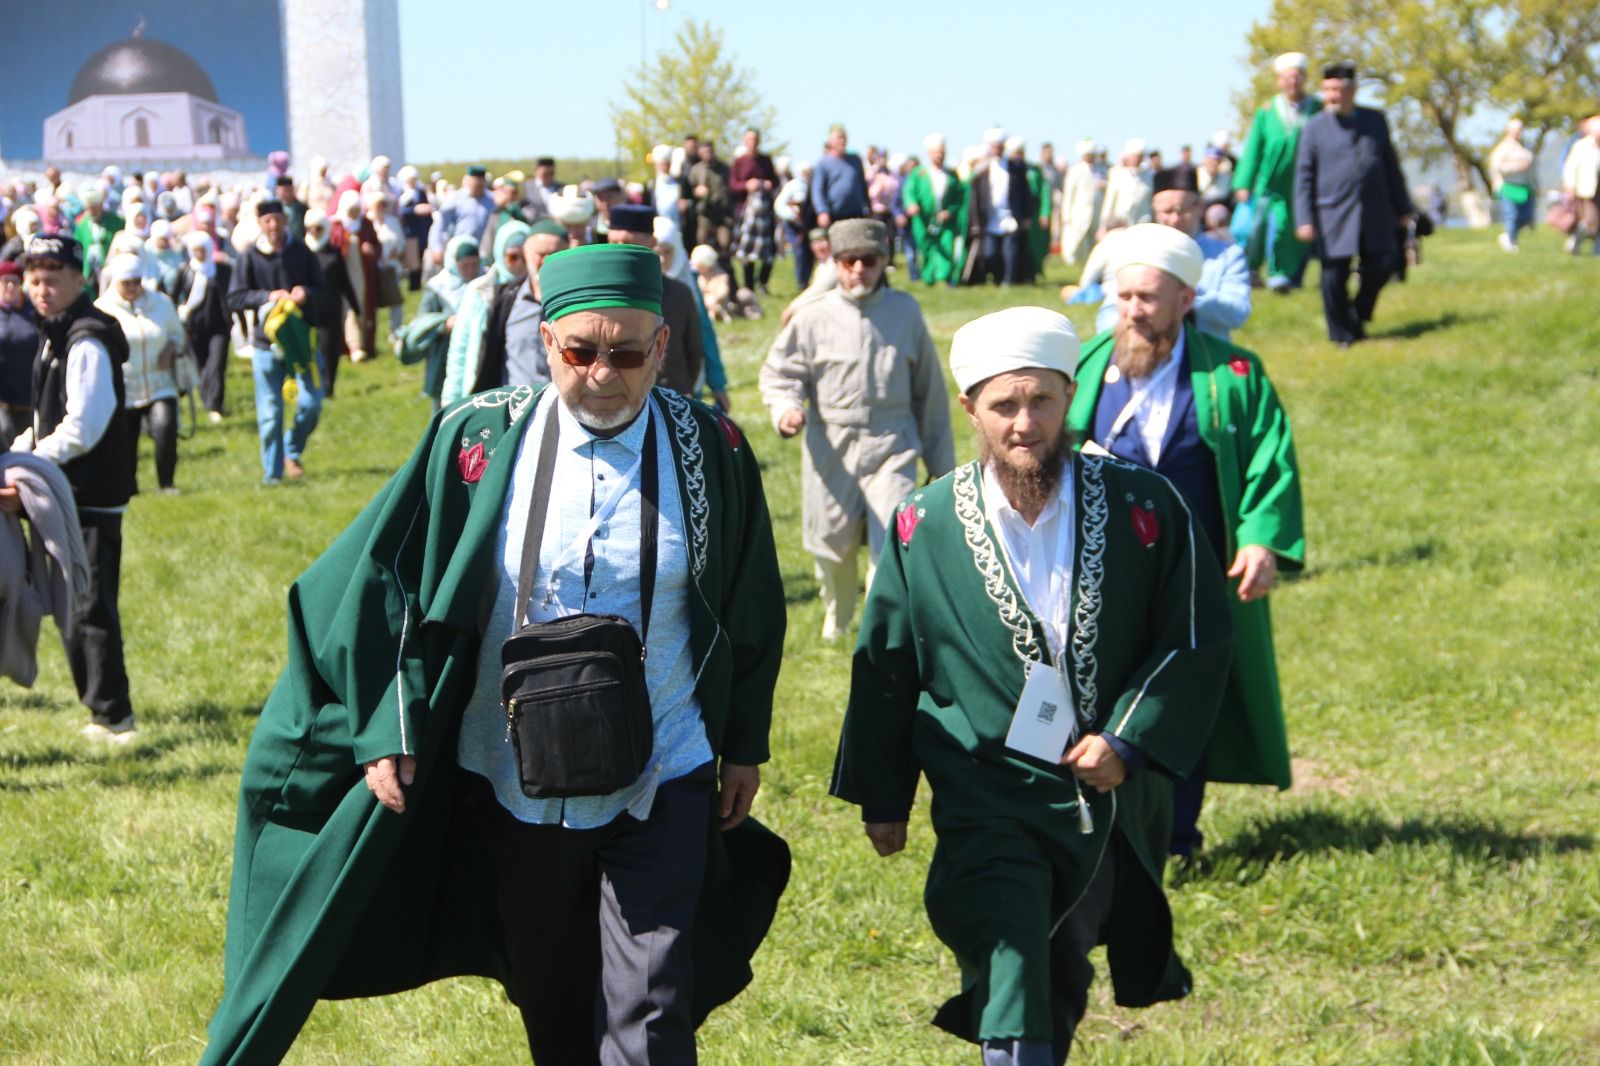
[68,36,219,105]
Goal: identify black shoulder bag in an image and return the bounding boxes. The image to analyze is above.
[499,406,657,798]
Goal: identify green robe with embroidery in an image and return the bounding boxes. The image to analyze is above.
[1026,163,1051,278]
[832,454,1233,1044]
[1233,94,1322,281]
[201,385,790,1066]
[1068,325,1304,788]
[902,165,966,285]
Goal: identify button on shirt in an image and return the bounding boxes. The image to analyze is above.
[983,461,1075,660]
[1104,332,1185,466]
[457,391,712,827]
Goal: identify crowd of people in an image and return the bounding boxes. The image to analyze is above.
[0,42,1588,1066]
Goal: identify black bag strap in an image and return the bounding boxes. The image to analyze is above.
[512,398,659,644]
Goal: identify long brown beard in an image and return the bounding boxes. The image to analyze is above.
[1112,321,1179,379]
[981,432,1070,516]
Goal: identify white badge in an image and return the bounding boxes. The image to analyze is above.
[1005,660,1077,763]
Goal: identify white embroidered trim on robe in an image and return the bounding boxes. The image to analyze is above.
[953,462,1046,664]
[659,389,709,579]
[1070,455,1108,727]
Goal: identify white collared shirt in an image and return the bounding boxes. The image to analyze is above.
[1106,331,1185,465]
[986,158,1015,235]
[983,460,1076,659]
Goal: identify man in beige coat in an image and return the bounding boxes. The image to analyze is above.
[760,218,955,639]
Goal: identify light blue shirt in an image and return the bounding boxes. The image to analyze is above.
[1095,230,1253,341]
[457,390,713,826]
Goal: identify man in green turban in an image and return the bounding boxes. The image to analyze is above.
[202,243,791,1065]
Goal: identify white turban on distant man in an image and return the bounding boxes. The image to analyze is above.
[923,132,946,152]
[1274,51,1309,74]
[1122,138,1147,159]
[1113,223,1205,288]
[983,127,1007,145]
[949,306,1080,394]
[1003,136,1025,157]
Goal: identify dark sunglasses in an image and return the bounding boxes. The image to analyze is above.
[838,253,881,268]
[555,325,662,370]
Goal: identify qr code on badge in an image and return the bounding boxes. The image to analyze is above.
[1037,701,1057,724]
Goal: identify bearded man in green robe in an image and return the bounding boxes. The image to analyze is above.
[902,133,966,286]
[201,244,790,1066]
[1067,222,1304,861]
[1233,51,1322,290]
[833,305,1233,1065]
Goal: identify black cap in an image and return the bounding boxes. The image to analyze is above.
[1152,165,1201,195]
[590,177,623,195]
[1323,60,1356,80]
[608,204,657,234]
[536,156,556,168]
[256,199,286,217]
[20,234,85,272]
[274,173,295,186]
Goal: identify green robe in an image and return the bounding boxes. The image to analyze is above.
[1233,94,1322,281]
[201,385,791,1065]
[1026,163,1051,278]
[832,454,1233,1043]
[902,165,966,285]
[1068,325,1305,788]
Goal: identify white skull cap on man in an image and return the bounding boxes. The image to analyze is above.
[1113,222,1205,289]
[983,127,1007,145]
[1003,136,1025,156]
[949,306,1080,394]
[1274,51,1309,73]
[923,132,946,152]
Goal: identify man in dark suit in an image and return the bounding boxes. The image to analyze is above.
[966,130,1038,286]
[1294,61,1415,346]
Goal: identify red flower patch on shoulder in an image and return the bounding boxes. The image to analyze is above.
[1130,503,1160,547]
[458,441,487,483]
[717,413,743,450]
[1228,356,1251,377]
[897,504,922,546]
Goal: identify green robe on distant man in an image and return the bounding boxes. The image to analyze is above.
[902,164,966,285]
[1026,162,1052,280]
[1233,93,1322,285]
[832,453,1233,1045]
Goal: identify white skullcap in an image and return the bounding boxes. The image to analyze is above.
[625,181,645,197]
[150,219,173,240]
[106,253,144,283]
[888,152,908,171]
[1003,136,1025,156]
[651,144,673,165]
[553,184,595,225]
[775,154,791,173]
[1122,138,1146,158]
[1211,129,1233,149]
[923,132,946,152]
[1113,223,1204,288]
[949,307,1080,394]
[689,244,719,270]
[121,185,145,205]
[1274,51,1309,73]
[983,127,1007,144]
[184,231,215,254]
[398,164,419,181]
[1075,139,1097,157]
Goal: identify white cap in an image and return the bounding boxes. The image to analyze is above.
[650,144,673,165]
[1211,129,1233,149]
[949,307,1080,394]
[1075,139,1097,157]
[553,184,595,225]
[1113,223,1204,288]
[689,244,719,270]
[1122,138,1146,158]
[923,132,946,152]
[1003,136,1025,156]
[1274,51,1309,74]
[105,253,144,283]
[983,127,1007,144]
[888,152,908,171]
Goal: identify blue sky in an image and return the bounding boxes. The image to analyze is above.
[402,0,1279,164]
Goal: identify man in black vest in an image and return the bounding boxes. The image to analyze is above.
[0,235,137,741]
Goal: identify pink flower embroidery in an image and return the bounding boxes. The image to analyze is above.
[458,442,487,483]
[896,505,922,546]
[717,413,743,450]
[1130,504,1160,548]
[1228,356,1251,377]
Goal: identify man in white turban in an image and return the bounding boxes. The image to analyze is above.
[1060,139,1104,266]
[1068,221,1305,862]
[1233,49,1322,290]
[903,133,967,285]
[968,127,1038,285]
[834,303,1234,1065]
[1099,138,1152,240]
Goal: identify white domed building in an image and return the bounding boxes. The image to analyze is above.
[42,32,249,162]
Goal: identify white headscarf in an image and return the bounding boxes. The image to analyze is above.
[652,215,693,287]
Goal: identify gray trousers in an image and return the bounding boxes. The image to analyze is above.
[469,769,712,1066]
[981,848,1118,1066]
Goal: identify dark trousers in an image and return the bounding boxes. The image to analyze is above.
[0,406,30,449]
[1319,244,1395,343]
[194,330,229,415]
[1169,747,1210,859]
[318,323,343,399]
[468,771,712,1065]
[741,261,774,290]
[71,510,133,726]
[979,232,1027,286]
[787,224,814,288]
[128,397,178,491]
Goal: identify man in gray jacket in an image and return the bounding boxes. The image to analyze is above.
[1294,61,1415,346]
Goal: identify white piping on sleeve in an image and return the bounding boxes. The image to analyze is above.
[1113,649,1177,737]
[390,498,426,756]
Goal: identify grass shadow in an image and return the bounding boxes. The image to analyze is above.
[1296,538,1443,581]
[1175,807,1594,886]
[1369,310,1490,340]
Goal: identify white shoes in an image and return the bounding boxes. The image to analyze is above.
[80,718,137,744]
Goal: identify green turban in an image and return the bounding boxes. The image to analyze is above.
[538,243,663,322]
[528,219,567,239]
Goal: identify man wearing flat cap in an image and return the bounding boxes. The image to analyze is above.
[1234,52,1322,291]
[203,243,791,1065]
[760,217,955,640]
[428,164,495,269]
[1069,223,1304,861]
[833,305,1233,1065]
[1295,61,1415,345]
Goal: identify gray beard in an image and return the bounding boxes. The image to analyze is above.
[981,433,1070,516]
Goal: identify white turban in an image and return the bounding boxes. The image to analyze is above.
[983,127,1007,145]
[552,184,595,225]
[949,307,1080,394]
[1122,138,1146,158]
[923,132,946,152]
[1003,136,1025,156]
[1274,51,1309,74]
[105,253,144,283]
[689,243,719,270]
[650,144,673,165]
[1211,129,1233,150]
[1075,139,1097,157]
[888,152,908,171]
[1113,223,1204,288]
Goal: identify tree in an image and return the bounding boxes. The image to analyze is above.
[610,19,779,181]
[1237,0,1600,192]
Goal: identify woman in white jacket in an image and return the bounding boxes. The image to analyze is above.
[96,253,187,493]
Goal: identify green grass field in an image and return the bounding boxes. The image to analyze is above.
[2,229,1597,1064]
